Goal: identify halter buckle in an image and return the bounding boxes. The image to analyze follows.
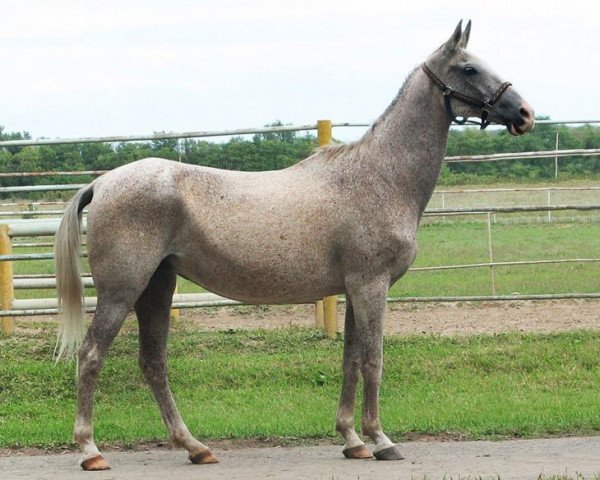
[443,86,453,97]
[482,102,493,114]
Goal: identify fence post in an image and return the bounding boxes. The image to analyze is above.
[554,131,559,179]
[316,120,338,337]
[314,299,324,328]
[486,213,497,296]
[0,225,15,335]
[171,278,180,321]
[441,193,447,223]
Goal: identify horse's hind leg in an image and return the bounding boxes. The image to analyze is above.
[75,297,131,471]
[135,259,218,465]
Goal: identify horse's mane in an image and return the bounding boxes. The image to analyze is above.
[318,67,419,161]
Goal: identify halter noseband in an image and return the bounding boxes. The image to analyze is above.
[421,63,512,130]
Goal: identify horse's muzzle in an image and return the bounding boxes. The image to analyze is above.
[507,101,535,136]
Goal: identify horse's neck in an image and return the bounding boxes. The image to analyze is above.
[362,68,451,214]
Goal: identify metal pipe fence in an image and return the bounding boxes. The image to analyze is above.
[1,119,599,148]
[0,122,355,147]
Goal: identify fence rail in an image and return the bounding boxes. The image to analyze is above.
[0,122,354,147]
[444,148,600,163]
[1,119,599,148]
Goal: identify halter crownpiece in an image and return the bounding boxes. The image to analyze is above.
[421,63,512,129]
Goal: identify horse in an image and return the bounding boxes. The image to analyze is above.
[55,20,534,470]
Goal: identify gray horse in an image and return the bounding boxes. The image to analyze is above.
[55,21,534,470]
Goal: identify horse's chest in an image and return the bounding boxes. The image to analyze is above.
[386,233,417,278]
[350,228,417,281]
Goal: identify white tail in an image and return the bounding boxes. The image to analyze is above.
[54,186,93,360]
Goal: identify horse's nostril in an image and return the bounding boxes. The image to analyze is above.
[519,106,531,119]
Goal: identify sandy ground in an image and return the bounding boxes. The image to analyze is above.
[2,437,600,479]
[14,298,600,336]
[179,299,600,336]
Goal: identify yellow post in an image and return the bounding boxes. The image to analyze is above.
[316,119,338,337]
[170,277,180,321]
[323,295,337,337]
[315,299,324,328]
[0,225,15,335]
[317,119,333,147]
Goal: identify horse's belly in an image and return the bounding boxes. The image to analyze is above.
[172,244,344,304]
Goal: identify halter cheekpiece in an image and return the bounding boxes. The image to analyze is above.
[421,63,512,130]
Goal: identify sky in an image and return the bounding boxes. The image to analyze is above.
[1,0,599,142]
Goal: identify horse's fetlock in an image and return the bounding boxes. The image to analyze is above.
[336,419,353,433]
[361,418,381,438]
[73,426,93,444]
[170,430,188,447]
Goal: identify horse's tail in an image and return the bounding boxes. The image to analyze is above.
[54,185,94,361]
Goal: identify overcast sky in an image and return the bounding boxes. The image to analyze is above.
[1,0,599,142]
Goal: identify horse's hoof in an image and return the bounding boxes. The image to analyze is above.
[81,454,111,471]
[189,449,219,465]
[342,445,373,459]
[373,445,404,461]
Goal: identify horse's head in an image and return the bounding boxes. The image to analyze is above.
[425,20,534,135]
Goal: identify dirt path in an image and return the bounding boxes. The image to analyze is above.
[16,299,600,336]
[2,436,600,479]
[181,299,600,336]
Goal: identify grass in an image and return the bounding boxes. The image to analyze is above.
[1,324,600,448]
[389,221,600,297]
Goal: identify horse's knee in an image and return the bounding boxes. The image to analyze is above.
[360,356,382,379]
[139,354,167,384]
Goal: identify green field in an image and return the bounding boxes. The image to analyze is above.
[1,325,600,448]
[391,221,600,297]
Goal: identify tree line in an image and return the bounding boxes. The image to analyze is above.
[1,119,599,199]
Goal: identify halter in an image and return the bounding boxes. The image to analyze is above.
[421,63,512,130]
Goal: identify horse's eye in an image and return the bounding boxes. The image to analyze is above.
[464,66,478,75]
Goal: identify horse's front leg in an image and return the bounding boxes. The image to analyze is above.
[346,275,404,461]
[336,300,373,459]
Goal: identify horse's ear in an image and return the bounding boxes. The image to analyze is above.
[459,20,471,48]
[443,20,463,55]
